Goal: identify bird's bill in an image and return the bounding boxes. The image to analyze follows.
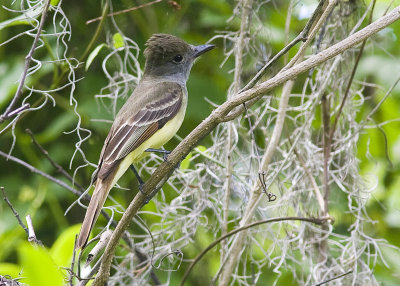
[194,44,215,58]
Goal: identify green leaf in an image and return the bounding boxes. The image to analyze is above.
[51,0,61,6]
[50,224,81,267]
[180,146,207,170]
[85,44,106,71]
[18,242,64,286]
[195,145,207,153]
[180,152,193,170]
[113,33,124,49]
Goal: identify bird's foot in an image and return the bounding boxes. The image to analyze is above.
[138,181,145,195]
[145,148,171,162]
[130,165,149,202]
[137,181,150,204]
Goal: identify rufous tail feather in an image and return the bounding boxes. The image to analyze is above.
[76,179,111,249]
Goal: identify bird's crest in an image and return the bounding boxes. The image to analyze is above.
[144,34,191,60]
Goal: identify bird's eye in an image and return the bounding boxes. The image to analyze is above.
[173,54,183,63]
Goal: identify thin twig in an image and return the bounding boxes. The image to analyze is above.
[25,128,85,191]
[1,187,29,236]
[1,103,31,120]
[2,134,124,239]
[284,0,335,70]
[320,92,331,264]
[329,0,377,141]
[0,148,119,234]
[377,124,393,167]
[135,248,162,285]
[0,0,50,124]
[86,0,163,25]
[241,0,326,90]
[0,150,82,196]
[284,0,294,65]
[366,74,400,121]
[224,0,327,121]
[79,253,103,285]
[313,270,353,286]
[26,215,40,244]
[69,236,78,286]
[80,1,109,62]
[0,146,123,239]
[85,230,113,266]
[321,94,331,215]
[180,216,328,286]
[50,1,109,89]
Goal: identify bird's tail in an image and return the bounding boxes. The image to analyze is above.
[76,178,112,249]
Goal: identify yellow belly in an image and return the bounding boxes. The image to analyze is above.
[110,102,187,188]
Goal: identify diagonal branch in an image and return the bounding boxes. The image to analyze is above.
[86,0,163,25]
[25,128,85,191]
[93,6,400,285]
[0,150,82,196]
[1,186,29,236]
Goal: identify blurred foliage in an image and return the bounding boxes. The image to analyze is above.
[0,0,400,285]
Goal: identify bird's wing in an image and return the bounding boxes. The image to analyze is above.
[96,82,183,180]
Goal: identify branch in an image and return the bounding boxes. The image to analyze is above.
[1,186,29,236]
[221,0,328,123]
[180,216,328,285]
[93,6,400,284]
[0,150,81,196]
[25,128,85,191]
[321,94,331,215]
[80,1,109,62]
[330,0,376,140]
[26,214,41,244]
[86,0,163,25]
[0,0,50,124]
[313,270,353,286]
[239,0,327,92]
[222,0,253,259]
[0,103,30,122]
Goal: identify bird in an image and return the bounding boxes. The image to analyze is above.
[76,34,215,249]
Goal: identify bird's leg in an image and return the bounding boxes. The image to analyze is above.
[129,165,151,204]
[145,148,171,161]
[130,165,146,194]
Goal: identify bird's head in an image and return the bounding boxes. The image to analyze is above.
[143,34,214,81]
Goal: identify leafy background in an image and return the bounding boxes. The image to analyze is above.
[1,0,400,285]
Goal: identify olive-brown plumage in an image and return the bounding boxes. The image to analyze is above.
[76,34,214,249]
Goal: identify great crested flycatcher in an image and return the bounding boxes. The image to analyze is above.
[77,34,214,249]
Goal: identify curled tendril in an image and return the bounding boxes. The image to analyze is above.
[258,171,276,202]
